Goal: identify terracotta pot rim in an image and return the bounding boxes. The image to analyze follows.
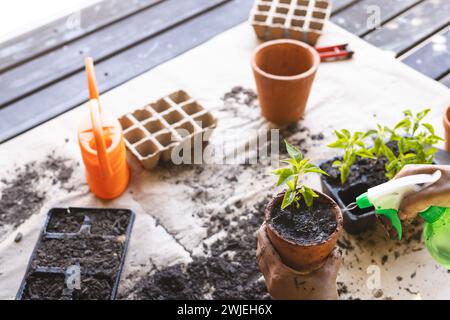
[251,39,320,81]
[443,106,450,129]
[265,189,343,248]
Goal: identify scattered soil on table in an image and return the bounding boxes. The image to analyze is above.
[337,281,348,297]
[124,199,271,300]
[47,210,85,233]
[280,123,312,156]
[42,154,74,185]
[269,199,337,244]
[33,235,124,276]
[22,273,67,300]
[222,86,258,108]
[0,163,43,228]
[0,153,75,231]
[373,289,383,298]
[14,232,23,243]
[337,236,354,251]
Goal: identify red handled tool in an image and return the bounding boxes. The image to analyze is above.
[316,44,354,62]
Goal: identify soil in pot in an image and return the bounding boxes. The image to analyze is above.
[320,157,388,190]
[72,276,113,300]
[88,210,131,236]
[320,141,406,190]
[22,273,67,300]
[269,199,337,244]
[22,273,114,300]
[32,235,124,276]
[47,211,85,233]
[46,209,131,236]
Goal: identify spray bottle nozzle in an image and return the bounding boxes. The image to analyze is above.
[355,191,403,240]
[356,192,372,209]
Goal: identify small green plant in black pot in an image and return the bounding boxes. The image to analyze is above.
[320,108,443,234]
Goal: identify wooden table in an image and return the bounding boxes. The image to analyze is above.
[0,0,448,144]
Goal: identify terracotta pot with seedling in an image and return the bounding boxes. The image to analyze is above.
[265,141,343,271]
[320,109,443,235]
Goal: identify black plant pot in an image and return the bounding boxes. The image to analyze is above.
[320,178,377,235]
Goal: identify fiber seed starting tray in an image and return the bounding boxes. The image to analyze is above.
[119,90,217,170]
[250,0,331,45]
[16,207,135,300]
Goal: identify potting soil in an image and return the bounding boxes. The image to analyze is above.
[270,199,337,244]
[0,153,75,232]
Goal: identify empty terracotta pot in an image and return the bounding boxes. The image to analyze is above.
[443,106,450,152]
[252,39,320,125]
[265,190,343,271]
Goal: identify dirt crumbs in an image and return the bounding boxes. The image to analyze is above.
[123,199,271,300]
[337,281,348,296]
[269,200,337,244]
[0,153,75,230]
[222,86,258,107]
[372,289,383,298]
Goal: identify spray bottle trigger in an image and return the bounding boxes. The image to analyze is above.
[375,208,402,240]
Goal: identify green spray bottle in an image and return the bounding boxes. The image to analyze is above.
[355,171,450,269]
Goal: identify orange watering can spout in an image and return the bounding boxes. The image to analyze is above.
[78,57,130,199]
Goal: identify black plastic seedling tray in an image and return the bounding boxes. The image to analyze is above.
[16,207,135,300]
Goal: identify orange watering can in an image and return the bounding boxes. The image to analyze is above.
[78,58,130,199]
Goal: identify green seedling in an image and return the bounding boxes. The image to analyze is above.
[375,109,443,179]
[327,108,443,184]
[327,129,376,185]
[272,140,328,209]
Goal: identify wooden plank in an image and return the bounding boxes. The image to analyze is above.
[332,0,422,36]
[401,26,450,80]
[0,0,164,72]
[363,0,450,56]
[331,0,361,15]
[0,0,254,143]
[440,73,450,88]
[0,0,228,109]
